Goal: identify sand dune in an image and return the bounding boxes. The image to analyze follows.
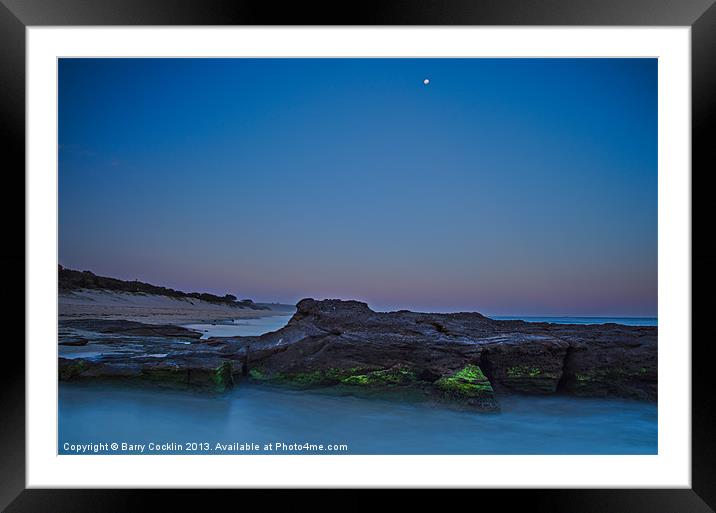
[59,289,293,324]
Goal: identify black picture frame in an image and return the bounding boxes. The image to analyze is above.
[2,0,713,510]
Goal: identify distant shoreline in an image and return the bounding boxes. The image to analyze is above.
[59,288,295,325]
[58,267,655,327]
[59,265,270,310]
[490,316,657,327]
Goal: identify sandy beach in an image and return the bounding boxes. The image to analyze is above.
[59,289,295,324]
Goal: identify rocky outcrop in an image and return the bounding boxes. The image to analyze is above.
[60,319,204,339]
[58,298,657,411]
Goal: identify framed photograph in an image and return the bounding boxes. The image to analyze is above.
[4,0,714,509]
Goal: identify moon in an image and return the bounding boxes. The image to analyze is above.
[423,78,430,85]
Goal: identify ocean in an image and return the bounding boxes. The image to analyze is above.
[59,383,656,455]
[491,316,657,326]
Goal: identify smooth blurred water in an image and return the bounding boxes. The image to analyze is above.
[59,383,657,455]
[181,314,294,338]
[491,316,657,326]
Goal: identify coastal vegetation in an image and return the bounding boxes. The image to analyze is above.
[59,265,267,309]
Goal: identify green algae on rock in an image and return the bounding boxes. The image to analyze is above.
[507,366,547,378]
[59,356,236,393]
[140,365,188,387]
[435,365,500,412]
[248,367,352,388]
[497,365,562,394]
[341,366,418,386]
[435,365,493,397]
[248,364,446,404]
[566,366,654,400]
[247,366,419,390]
[212,362,234,392]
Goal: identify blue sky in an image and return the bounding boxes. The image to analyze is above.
[59,58,657,316]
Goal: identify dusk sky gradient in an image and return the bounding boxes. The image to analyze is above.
[59,58,657,316]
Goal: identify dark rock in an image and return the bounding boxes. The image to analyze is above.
[60,319,203,339]
[479,334,568,394]
[58,355,237,393]
[238,299,656,410]
[58,338,89,346]
[56,299,657,412]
